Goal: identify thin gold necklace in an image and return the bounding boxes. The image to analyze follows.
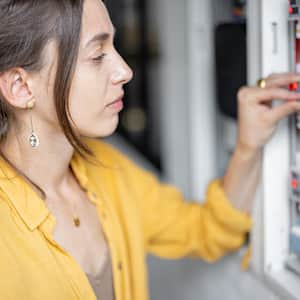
[70,197,80,227]
[45,197,81,228]
[0,151,82,228]
[68,166,81,227]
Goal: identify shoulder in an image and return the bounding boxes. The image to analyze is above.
[81,137,151,180]
[81,138,163,201]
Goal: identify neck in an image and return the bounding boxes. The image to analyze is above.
[1,125,75,197]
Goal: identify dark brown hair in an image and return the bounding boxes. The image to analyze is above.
[0,0,93,157]
[0,0,97,198]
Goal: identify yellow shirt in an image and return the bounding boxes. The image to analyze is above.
[0,138,252,300]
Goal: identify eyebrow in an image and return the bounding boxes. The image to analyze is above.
[84,27,116,49]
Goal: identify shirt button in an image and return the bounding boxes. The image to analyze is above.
[118,261,123,271]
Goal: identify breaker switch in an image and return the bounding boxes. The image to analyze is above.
[289,82,299,90]
[292,178,299,189]
[290,6,295,14]
[291,170,300,194]
[289,0,300,15]
[290,6,299,15]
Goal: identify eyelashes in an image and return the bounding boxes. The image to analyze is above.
[92,53,107,63]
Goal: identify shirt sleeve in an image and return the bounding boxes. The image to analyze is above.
[134,169,252,262]
[91,140,253,263]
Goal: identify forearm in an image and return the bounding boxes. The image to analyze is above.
[221,146,263,214]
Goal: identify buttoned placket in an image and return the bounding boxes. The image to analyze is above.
[64,151,126,299]
[76,185,124,299]
[88,187,122,297]
[92,180,130,300]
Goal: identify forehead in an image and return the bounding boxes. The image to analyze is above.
[81,0,113,47]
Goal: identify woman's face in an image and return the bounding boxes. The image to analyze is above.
[68,0,133,137]
[34,0,133,139]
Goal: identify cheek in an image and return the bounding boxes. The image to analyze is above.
[69,65,107,116]
[67,65,118,136]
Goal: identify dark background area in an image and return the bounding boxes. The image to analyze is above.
[105,0,247,170]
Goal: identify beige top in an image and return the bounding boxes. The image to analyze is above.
[85,249,115,300]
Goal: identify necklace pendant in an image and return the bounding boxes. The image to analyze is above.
[74,217,80,227]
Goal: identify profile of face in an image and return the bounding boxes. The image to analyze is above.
[68,0,133,137]
[0,0,133,143]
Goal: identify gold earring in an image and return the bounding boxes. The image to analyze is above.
[26,98,39,148]
[26,99,36,109]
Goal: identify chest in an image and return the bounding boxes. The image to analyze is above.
[45,191,109,277]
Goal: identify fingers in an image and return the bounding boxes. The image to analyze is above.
[238,86,300,104]
[267,100,300,124]
[263,72,300,88]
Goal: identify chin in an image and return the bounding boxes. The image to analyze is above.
[81,116,120,138]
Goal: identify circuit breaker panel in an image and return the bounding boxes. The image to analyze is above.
[249,0,300,298]
[285,0,300,275]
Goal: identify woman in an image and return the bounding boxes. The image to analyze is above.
[0,0,299,299]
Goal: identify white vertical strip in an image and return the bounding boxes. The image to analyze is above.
[261,0,290,272]
[158,0,191,196]
[247,0,265,276]
[187,0,218,200]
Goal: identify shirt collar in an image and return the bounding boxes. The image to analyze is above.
[0,150,90,232]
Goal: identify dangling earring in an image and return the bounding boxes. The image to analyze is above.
[26,98,40,148]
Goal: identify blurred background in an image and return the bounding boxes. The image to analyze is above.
[103,0,280,299]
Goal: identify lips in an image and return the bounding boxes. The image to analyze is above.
[106,93,124,106]
[108,98,122,106]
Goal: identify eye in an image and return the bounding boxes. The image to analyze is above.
[92,53,107,63]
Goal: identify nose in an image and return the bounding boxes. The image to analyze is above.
[111,52,133,85]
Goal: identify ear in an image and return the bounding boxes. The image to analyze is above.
[0,68,34,109]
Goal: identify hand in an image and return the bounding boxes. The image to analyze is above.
[236,73,300,155]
